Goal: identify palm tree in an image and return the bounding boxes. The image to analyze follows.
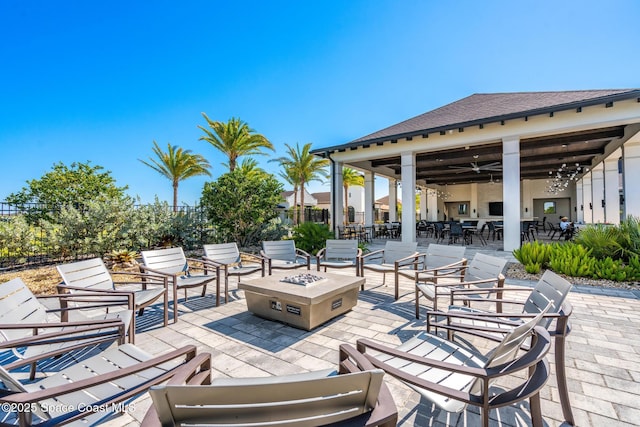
[232,158,267,179]
[198,113,274,171]
[139,141,211,211]
[342,168,364,223]
[272,143,329,224]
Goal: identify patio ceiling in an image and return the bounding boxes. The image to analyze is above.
[366,125,625,186]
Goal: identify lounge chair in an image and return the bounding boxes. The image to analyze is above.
[359,241,421,299]
[0,277,130,379]
[0,343,209,426]
[427,269,574,425]
[414,252,507,316]
[141,343,397,427]
[140,247,218,317]
[356,308,552,427]
[316,239,361,275]
[260,240,311,275]
[203,243,264,304]
[57,257,169,333]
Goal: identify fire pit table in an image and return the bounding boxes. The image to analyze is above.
[238,272,364,331]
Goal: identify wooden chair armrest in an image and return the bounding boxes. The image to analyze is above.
[1,345,198,405]
[316,248,327,258]
[295,248,312,258]
[338,343,398,427]
[140,352,213,427]
[360,249,384,260]
[239,252,266,263]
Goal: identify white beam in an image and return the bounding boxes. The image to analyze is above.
[502,136,521,252]
[401,152,416,243]
[604,149,621,224]
[591,164,605,223]
[364,171,375,226]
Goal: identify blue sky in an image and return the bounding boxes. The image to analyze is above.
[1,0,639,205]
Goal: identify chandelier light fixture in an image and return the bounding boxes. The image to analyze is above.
[545,163,588,195]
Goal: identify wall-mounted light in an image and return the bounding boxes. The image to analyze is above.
[525,207,528,213]
[589,202,593,210]
[602,200,605,208]
[580,205,584,211]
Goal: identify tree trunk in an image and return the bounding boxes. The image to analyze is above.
[300,180,305,224]
[173,181,179,212]
[293,185,299,226]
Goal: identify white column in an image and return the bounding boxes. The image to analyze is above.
[576,180,584,223]
[333,162,345,229]
[502,136,521,252]
[427,189,438,221]
[623,132,640,219]
[582,172,593,223]
[591,164,605,223]
[470,183,478,218]
[604,150,621,224]
[401,152,417,243]
[363,171,375,226]
[388,179,398,222]
[419,186,428,220]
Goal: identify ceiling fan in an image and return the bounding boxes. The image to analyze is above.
[448,161,502,174]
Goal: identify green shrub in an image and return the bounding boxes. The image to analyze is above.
[593,257,629,281]
[291,223,335,255]
[513,241,552,273]
[616,216,640,261]
[201,169,285,248]
[548,243,596,278]
[0,215,36,261]
[573,224,623,260]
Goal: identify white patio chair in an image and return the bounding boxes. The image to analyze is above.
[0,277,130,380]
[316,239,362,275]
[203,243,264,304]
[260,240,311,275]
[57,257,169,332]
[359,241,421,300]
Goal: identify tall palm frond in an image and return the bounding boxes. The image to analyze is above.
[139,141,211,211]
[272,143,329,224]
[198,113,273,171]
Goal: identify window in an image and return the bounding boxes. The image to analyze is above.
[544,201,556,214]
[458,203,468,215]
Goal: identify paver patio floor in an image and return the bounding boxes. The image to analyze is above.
[101,249,640,427]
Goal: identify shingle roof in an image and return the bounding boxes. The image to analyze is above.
[317,89,640,152]
[311,192,331,204]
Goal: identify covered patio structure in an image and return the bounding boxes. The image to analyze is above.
[312,89,640,251]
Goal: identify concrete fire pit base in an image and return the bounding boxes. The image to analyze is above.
[238,271,364,331]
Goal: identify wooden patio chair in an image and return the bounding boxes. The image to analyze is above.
[140,247,218,317]
[142,343,397,427]
[414,252,507,317]
[57,257,169,339]
[0,277,130,380]
[203,243,264,304]
[260,240,311,275]
[427,269,575,425]
[356,308,552,427]
[359,241,421,300]
[0,343,209,426]
[316,239,362,275]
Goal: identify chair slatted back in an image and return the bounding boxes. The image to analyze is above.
[262,241,297,262]
[56,258,115,292]
[141,247,188,275]
[203,243,241,265]
[424,244,465,269]
[468,307,549,395]
[524,270,572,328]
[464,253,508,289]
[323,239,358,261]
[150,369,384,426]
[0,278,47,341]
[382,241,418,263]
